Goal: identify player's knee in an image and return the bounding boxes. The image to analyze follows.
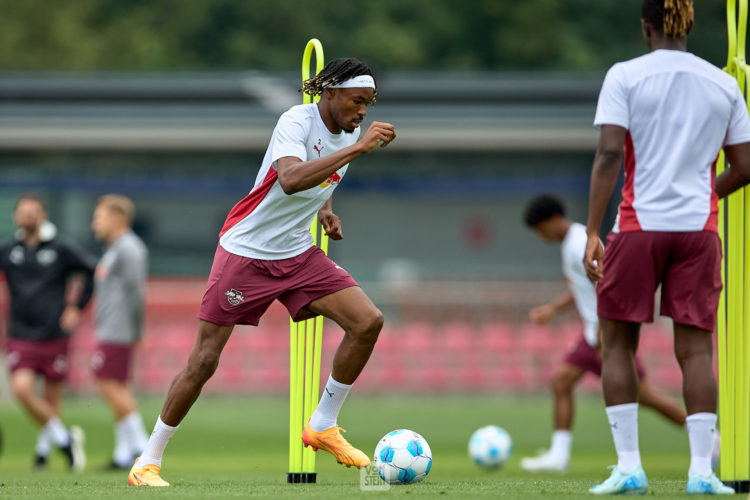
[351,309,384,343]
[11,378,33,402]
[552,373,573,395]
[673,342,711,366]
[189,349,221,382]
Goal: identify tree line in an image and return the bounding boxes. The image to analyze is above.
[0,0,731,72]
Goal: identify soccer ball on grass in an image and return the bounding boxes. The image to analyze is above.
[373,429,432,484]
[469,425,513,468]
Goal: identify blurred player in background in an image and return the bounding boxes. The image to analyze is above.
[91,194,149,470]
[128,58,396,486]
[520,194,686,473]
[584,0,750,494]
[0,192,93,472]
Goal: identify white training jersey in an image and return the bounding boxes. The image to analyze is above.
[594,49,750,233]
[219,103,359,259]
[561,222,599,347]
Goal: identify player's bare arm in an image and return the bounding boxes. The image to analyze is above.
[318,197,343,240]
[717,141,750,198]
[529,290,575,324]
[276,121,396,195]
[584,124,626,284]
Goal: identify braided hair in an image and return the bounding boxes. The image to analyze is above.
[642,0,694,37]
[300,57,377,104]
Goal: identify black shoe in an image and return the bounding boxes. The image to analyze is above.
[59,426,86,472]
[32,454,47,471]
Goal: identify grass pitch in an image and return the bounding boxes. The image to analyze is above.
[0,394,694,498]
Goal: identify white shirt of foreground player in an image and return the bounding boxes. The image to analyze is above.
[562,222,599,347]
[220,103,359,260]
[595,49,750,233]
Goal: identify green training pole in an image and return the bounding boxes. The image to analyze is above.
[718,0,750,492]
[288,37,325,485]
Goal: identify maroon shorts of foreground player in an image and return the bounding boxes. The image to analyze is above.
[91,342,134,382]
[5,337,70,382]
[198,244,359,327]
[597,231,722,332]
[563,335,645,380]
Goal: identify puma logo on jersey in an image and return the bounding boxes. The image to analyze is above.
[313,139,324,157]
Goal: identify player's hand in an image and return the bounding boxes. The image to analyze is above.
[529,304,555,324]
[60,305,81,332]
[583,234,604,284]
[319,210,343,240]
[358,121,396,154]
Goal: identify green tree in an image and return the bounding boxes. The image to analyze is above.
[0,0,735,71]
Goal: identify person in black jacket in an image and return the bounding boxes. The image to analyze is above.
[1,193,95,472]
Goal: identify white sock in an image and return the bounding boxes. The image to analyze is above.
[45,417,70,448]
[35,428,51,457]
[686,412,717,477]
[113,419,132,466]
[308,375,352,432]
[135,416,179,468]
[549,430,572,461]
[122,411,149,455]
[605,403,641,473]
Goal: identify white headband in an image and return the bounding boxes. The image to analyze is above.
[326,75,375,89]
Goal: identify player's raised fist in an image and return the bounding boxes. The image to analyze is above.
[358,121,396,154]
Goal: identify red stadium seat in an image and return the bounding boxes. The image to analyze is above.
[479,323,515,353]
[441,322,474,352]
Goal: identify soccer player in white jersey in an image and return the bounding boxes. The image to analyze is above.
[584,0,750,494]
[521,194,686,473]
[128,58,396,487]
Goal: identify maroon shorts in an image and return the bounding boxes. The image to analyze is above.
[198,245,359,326]
[597,231,722,332]
[5,338,70,382]
[91,342,134,382]
[564,335,645,380]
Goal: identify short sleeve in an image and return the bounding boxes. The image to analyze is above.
[120,245,147,288]
[725,85,750,146]
[594,64,629,129]
[270,110,309,163]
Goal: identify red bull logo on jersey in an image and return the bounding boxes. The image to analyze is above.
[225,288,245,306]
[319,172,341,188]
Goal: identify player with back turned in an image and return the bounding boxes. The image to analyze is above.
[128,58,396,487]
[584,0,750,495]
[521,194,688,473]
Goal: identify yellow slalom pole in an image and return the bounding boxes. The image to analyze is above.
[289,318,299,478]
[302,220,319,474]
[738,0,747,61]
[717,150,730,477]
[289,37,325,485]
[719,0,750,490]
[302,38,324,104]
[728,0,738,69]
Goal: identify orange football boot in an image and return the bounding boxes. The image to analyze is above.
[302,421,371,469]
[127,459,170,487]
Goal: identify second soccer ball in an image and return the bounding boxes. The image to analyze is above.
[469,425,513,468]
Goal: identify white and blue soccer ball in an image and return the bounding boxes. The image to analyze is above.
[469,425,513,468]
[374,429,432,484]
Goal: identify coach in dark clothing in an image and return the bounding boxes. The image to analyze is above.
[1,193,94,471]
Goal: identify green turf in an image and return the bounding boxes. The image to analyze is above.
[0,394,699,498]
